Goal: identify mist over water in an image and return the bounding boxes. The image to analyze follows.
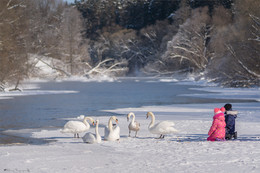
[0,78,255,144]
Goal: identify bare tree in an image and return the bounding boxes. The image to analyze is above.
[147,7,211,76]
[208,1,260,86]
[58,6,91,76]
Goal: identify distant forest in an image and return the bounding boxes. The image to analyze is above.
[0,0,259,89]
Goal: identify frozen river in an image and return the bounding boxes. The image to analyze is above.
[0,77,257,144]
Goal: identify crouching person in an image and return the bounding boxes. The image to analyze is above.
[207,107,226,141]
[224,103,238,140]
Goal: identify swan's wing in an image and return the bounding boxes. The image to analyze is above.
[152,121,178,134]
[129,121,140,131]
[113,125,120,133]
[104,125,120,141]
[113,125,120,139]
[159,121,175,127]
[82,132,95,143]
[61,121,87,133]
[134,121,140,130]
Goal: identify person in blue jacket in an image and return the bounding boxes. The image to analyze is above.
[224,103,238,140]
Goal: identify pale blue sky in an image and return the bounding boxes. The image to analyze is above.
[63,0,74,4]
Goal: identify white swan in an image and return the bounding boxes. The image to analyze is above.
[127,112,140,137]
[61,116,94,138]
[82,120,101,144]
[104,116,120,141]
[146,112,178,138]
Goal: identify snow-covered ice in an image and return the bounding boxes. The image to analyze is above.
[0,82,260,173]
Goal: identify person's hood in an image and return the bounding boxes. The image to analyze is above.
[213,112,225,121]
[226,110,238,116]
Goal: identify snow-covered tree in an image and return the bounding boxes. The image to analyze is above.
[146,7,211,76]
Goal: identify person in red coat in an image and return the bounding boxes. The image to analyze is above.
[207,107,226,141]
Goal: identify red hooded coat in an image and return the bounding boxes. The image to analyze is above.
[207,112,226,141]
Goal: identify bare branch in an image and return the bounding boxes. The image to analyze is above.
[35,57,71,77]
[172,46,201,58]
[226,44,260,78]
[85,58,114,75]
[169,54,203,69]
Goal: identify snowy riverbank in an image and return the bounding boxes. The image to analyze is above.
[1,101,260,172]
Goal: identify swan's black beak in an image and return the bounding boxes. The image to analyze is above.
[92,122,95,126]
[146,115,148,119]
[127,117,129,122]
[116,119,119,124]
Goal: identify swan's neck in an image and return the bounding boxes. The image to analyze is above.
[83,117,91,128]
[149,113,155,128]
[108,117,113,131]
[130,113,135,123]
[95,122,100,138]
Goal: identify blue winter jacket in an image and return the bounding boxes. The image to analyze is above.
[225,110,238,134]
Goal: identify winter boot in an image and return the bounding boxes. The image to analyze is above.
[233,131,237,139]
[225,134,231,140]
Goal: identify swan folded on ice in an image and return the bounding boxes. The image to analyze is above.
[82,120,101,144]
[104,116,120,141]
[127,112,140,137]
[61,116,94,138]
[146,112,178,139]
